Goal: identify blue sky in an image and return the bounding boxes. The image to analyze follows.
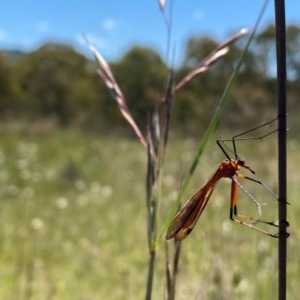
[1,0,299,63]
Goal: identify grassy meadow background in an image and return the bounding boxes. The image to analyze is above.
[0,125,299,299]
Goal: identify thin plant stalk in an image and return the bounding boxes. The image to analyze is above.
[145,64,174,300]
[274,0,288,299]
[158,0,174,67]
[145,112,160,300]
[165,233,181,300]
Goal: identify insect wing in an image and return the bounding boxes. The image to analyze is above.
[166,182,215,241]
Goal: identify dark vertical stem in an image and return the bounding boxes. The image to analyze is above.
[145,250,156,300]
[274,1,288,300]
[168,240,181,300]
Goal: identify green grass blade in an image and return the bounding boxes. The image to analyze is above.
[156,0,270,246]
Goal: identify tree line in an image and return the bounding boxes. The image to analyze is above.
[0,23,300,136]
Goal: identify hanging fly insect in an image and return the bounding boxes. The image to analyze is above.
[166,119,280,241]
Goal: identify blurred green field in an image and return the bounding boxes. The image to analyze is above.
[0,129,299,299]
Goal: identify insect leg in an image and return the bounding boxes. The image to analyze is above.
[229,178,279,238]
[217,117,279,160]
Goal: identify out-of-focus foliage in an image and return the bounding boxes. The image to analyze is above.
[0,54,21,117]
[0,24,299,135]
[16,44,100,127]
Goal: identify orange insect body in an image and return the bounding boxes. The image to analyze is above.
[166,159,251,241]
[166,118,282,241]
